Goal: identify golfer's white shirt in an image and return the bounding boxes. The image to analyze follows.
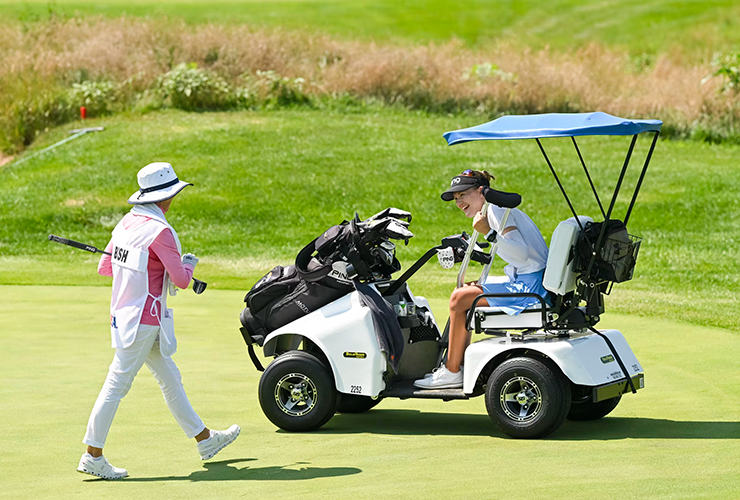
[487,204,549,277]
[109,216,174,355]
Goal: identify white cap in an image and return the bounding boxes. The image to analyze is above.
[128,162,193,205]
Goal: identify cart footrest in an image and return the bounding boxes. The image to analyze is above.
[381,379,472,400]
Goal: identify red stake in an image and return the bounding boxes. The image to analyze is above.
[80,106,87,120]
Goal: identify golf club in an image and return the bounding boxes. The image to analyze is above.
[48,234,207,294]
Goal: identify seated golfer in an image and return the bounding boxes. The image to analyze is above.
[78,162,240,480]
[414,169,549,389]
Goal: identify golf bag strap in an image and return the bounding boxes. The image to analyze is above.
[589,327,636,394]
[239,326,265,372]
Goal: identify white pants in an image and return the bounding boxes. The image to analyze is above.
[83,325,205,448]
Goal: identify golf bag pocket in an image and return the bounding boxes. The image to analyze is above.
[245,265,301,313]
[260,280,349,332]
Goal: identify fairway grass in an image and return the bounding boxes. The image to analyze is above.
[1,285,738,499]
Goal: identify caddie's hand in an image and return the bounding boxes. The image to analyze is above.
[473,212,491,234]
[182,253,199,269]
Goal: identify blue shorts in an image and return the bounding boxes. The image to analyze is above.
[480,269,549,316]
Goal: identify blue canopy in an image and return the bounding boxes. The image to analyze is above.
[444,112,662,145]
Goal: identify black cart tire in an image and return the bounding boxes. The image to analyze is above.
[568,392,621,421]
[336,394,382,414]
[485,357,571,439]
[258,351,338,432]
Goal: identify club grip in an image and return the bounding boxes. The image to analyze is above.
[48,234,99,253]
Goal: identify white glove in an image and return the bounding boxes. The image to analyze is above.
[182,253,199,269]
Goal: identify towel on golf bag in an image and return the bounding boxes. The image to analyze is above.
[354,279,404,374]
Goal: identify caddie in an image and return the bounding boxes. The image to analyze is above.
[77,162,240,480]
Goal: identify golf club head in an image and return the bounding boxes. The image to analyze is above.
[384,219,414,241]
[193,278,207,294]
[365,207,412,223]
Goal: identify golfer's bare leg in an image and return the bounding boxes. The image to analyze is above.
[446,285,487,373]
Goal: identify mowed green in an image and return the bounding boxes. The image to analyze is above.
[1,108,739,330]
[0,285,738,499]
[1,0,740,56]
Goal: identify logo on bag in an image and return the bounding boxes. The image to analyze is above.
[328,262,352,283]
[113,246,129,263]
[294,300,311,314]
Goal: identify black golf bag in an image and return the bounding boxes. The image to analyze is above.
[240,209,413,347]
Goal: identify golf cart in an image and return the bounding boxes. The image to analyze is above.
[239,112,661,438]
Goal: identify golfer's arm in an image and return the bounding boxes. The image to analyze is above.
[97,241,113,276]
[150,229,194,289]
[496,228,529,261]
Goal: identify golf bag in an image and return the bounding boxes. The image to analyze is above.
[240,209,414,346]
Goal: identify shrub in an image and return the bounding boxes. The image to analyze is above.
[709,52,740,93]
[0,88,75,153]
[67,80,115,116]
[255,70,312,108]
[158,63,233,111]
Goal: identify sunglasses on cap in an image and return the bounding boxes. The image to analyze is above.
[460,169,474,177]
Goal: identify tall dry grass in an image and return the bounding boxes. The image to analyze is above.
[1,17,739,153]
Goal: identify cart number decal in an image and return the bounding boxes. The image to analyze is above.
[343,351,367,359]
[350,385,362,394]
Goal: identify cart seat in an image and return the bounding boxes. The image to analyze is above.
[469,216,593,332]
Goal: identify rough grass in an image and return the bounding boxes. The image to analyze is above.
[1,286,739,499]
[1,109,738,331]
[2,16,740,154]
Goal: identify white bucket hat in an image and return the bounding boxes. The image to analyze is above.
[128,162,193,205]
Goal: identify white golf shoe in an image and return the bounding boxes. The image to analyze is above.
[197,425,241,460]
[414,365,463,389]
[423,365,463,379]
[77,453,128,480]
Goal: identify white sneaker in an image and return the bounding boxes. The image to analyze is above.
[414,366,463,389]
[77,453,128,480]
[423,365,463,379]
[197,425,241,460]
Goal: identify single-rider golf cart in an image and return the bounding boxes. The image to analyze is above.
[239,112,661,438]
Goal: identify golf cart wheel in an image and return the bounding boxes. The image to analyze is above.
[336,394,382,414]
[485,357,571,439]
[568,388,621,421]
[258,351,338,432]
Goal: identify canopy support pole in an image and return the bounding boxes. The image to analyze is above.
[535,138,583,231]
[583,134,638,281]
[624,131,659,225]
[571,137,606,219]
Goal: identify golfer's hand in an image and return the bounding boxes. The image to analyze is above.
[182,253,199,269]
[473,212,491,234]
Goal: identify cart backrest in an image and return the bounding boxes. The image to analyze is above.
[542,216,593,296]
